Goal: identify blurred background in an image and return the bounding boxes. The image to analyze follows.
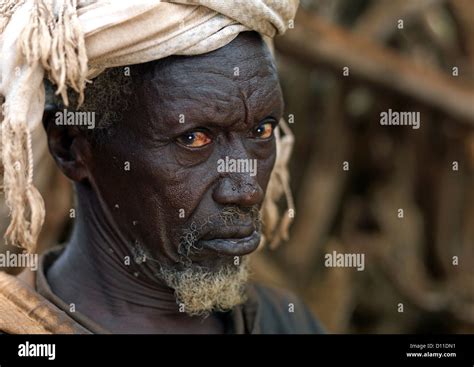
[252,0,474,334]
[1,0,473,334]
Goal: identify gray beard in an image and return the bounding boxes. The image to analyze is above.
[158,257,250,317]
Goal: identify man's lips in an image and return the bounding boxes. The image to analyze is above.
[200,224,256,241]
[197,231,261,256]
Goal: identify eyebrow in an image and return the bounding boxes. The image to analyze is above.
[168,100,283,133]
[148,79,283,133]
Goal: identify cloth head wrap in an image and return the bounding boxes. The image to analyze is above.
[0,0,298,253]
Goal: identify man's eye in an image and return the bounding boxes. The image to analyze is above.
[176,131,212,148]
[254,120,275,139]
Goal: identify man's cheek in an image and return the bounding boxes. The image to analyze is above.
[161,178,205,221]
[257,156,276,191]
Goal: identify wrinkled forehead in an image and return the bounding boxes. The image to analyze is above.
[129,32,282,130]
[139,32,278,86]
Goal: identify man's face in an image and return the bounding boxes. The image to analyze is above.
[84,32,283,271]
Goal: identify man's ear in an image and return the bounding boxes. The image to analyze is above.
[42,104,91,182]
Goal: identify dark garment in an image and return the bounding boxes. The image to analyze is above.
[247,284,325,334]
[9,247,324,334]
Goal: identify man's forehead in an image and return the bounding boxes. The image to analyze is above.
[131,32,282,131]
[138,32,278,89]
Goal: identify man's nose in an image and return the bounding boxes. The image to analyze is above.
[212,174,264,208]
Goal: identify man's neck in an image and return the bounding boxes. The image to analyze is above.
[46,185,225,333]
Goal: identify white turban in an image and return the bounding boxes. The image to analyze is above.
[0,0,298,252]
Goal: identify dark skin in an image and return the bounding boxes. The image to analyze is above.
[43,32,284,333]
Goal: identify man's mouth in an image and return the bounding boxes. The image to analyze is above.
[197,230,261,256]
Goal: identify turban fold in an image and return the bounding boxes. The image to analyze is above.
[0,0,298,252]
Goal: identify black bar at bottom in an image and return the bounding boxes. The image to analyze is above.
[0,334,472,366]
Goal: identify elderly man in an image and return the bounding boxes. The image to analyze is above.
[0,0,322,333]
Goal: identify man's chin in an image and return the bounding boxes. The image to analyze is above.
[159,257,250,317]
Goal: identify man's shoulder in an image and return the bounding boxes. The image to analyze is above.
[0,271,89,334]
[248,282,325,334]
